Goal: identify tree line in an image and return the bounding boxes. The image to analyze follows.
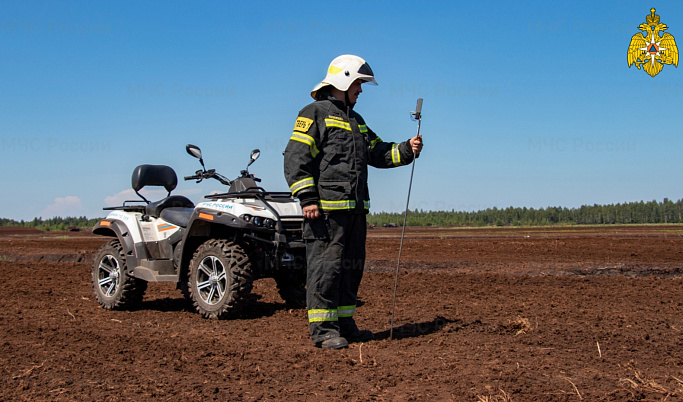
[367,198,683,227]
[0,216,100,231]
[4,198,683,230]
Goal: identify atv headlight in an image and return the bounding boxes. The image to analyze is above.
[241,214,273,229]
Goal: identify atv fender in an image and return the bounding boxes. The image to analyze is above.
[176,209,244,281]
[93,220,139,269]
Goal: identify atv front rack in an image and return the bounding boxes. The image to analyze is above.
[205,188,293,200]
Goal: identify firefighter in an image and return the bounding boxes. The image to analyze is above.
[284,54,423,349]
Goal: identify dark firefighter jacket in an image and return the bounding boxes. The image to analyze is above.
[284,96,415,213]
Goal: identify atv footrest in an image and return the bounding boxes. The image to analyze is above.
[132,266,177,282]
[133,259,177,282]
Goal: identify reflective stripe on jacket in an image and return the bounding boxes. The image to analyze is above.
[284,96,414,213]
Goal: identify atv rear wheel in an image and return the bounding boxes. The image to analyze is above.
[188,239,253,319]
[92,239,147,310]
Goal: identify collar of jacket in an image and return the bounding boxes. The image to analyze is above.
[325,95,355,111]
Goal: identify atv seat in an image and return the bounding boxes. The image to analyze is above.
[131,164,195,217]
[146,195,194,218]
[160,207,195,228]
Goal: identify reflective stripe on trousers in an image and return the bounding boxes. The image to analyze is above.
[308,309,337,322]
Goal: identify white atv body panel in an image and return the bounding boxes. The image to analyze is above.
[268,200,303,217]
[196,197,302,219]
[105,210,182,246]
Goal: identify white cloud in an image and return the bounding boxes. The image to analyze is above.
[182,188,203,197]
[40,196,85,218]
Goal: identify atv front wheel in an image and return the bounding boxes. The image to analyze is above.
[188,239,253,319]
[92,239,147,310]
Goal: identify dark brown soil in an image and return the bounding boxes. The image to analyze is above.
[1,226,682,400]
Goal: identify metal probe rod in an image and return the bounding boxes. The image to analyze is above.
[390,98,423,340]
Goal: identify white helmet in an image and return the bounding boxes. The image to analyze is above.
[311,54,377,99]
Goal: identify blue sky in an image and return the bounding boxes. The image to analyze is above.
[1,0,681,220]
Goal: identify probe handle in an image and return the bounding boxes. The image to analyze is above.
[413,98,423,120]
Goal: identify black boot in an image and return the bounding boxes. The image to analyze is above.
[339,318,374,343]
[315,336,349,350]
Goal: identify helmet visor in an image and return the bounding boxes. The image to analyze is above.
[357,62,377,85]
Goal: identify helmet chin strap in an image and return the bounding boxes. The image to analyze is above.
[328,86,356,108]
[344,91,355,109]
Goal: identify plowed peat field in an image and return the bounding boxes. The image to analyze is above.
[1,225,682,400]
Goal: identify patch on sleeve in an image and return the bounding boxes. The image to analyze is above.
[294,117,314,133]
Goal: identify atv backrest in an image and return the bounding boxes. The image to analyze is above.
[132,165,178,194]
[130,165,194,217]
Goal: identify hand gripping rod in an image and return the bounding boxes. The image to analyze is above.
[390,98,423,340]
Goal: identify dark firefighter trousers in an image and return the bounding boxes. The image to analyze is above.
[305,213,366,344]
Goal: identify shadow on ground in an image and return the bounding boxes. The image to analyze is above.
[374,316,459,340]
[137,294,293,320]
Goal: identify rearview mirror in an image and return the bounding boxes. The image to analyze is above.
[248,149,260,167]
[186,144,202,160]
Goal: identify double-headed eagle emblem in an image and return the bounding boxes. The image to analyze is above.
[628,8,678,77]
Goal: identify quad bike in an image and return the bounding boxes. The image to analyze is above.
[91,145,307,318]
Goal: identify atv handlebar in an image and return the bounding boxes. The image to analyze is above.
[184,147,263,188]
[239,170,261,182]
[184,169,231,186]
